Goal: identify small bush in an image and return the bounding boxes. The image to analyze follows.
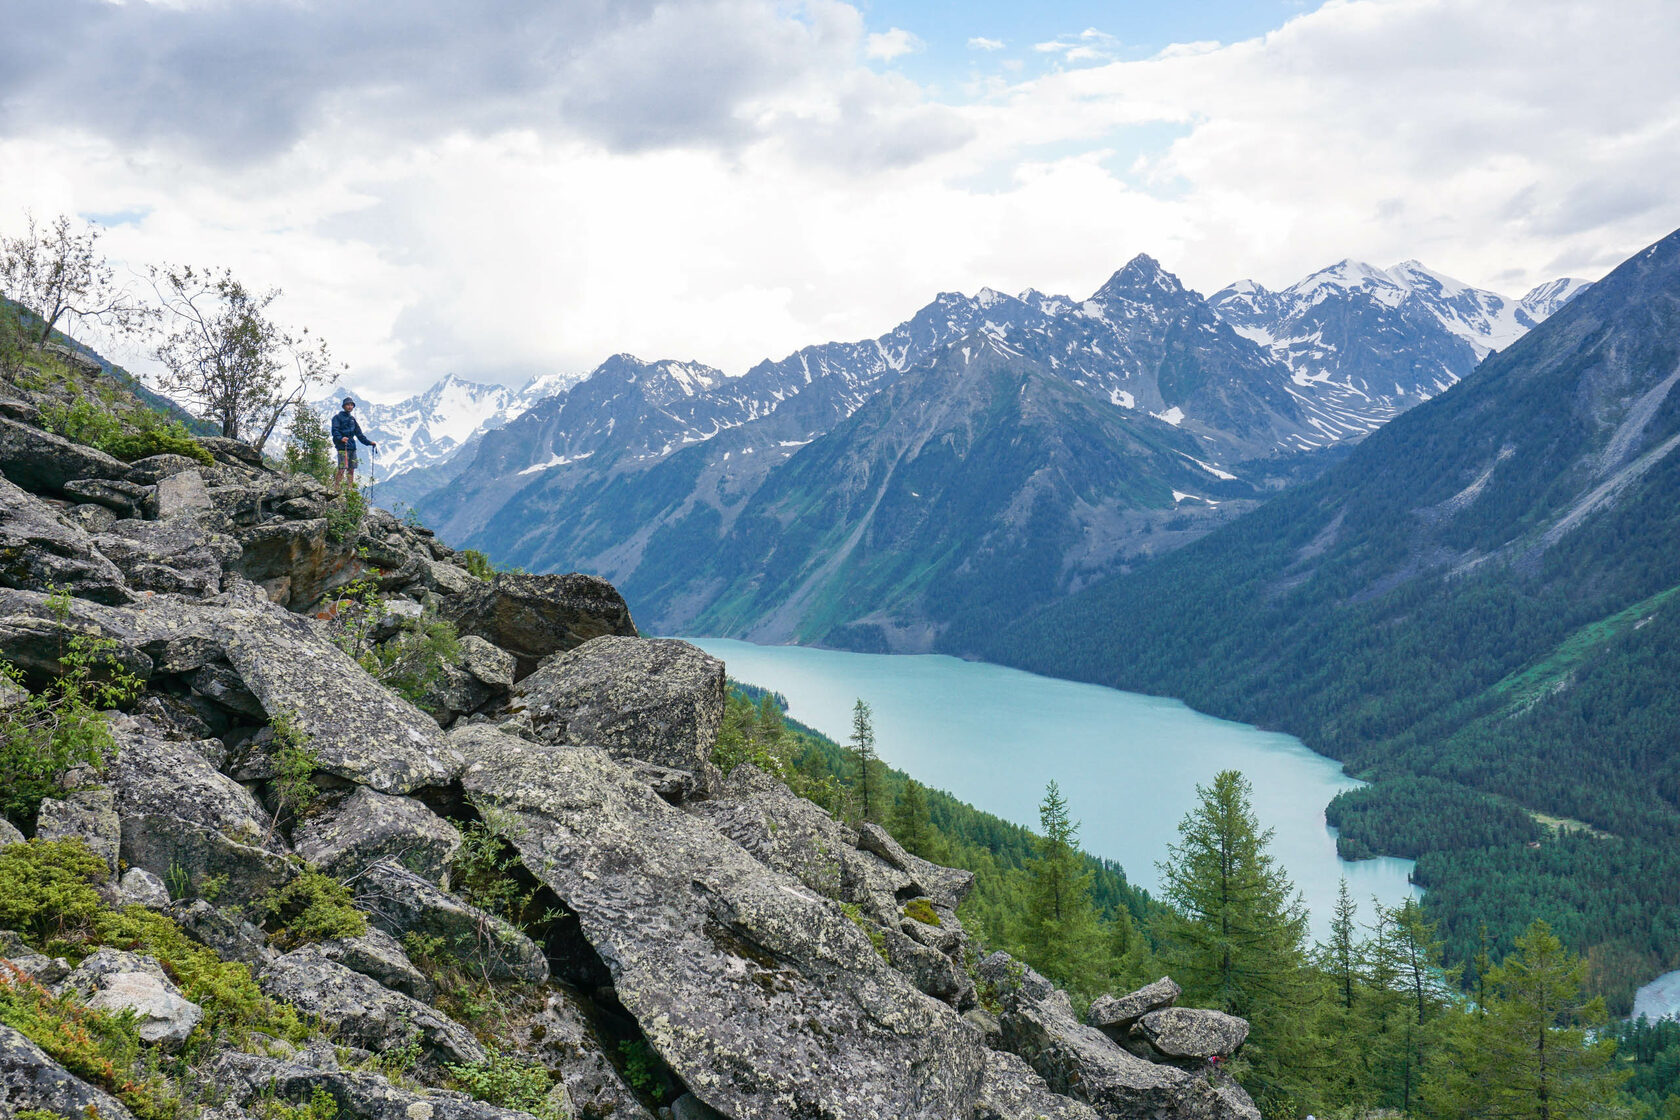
[326,484,367,543]
[37,393,212,467]
[447,1049,557,1116]
[616,1038,669,1104]
[459,550,494,581]
[260,868,368,949]
[378,617,462,714]
[0,839,106,943]
[282,405,332,483]
[269,711,321,819]
[901,897,941,927]
[252,1084,339,1120]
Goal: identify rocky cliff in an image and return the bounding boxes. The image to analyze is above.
[0,361,1259,1120]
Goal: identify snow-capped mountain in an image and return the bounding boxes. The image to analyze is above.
[310,370,585,484]
[1209,260,1591,440]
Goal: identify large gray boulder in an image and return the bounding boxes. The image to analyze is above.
[511,988,657,1120]
[978,953,1259,1120]
[1089,976,1182,1038]
[441,571,637,679]
[107,717,294,906]
[62,948,203,1048]
[211,1048,530,1120]
[973,1050,1103,1120]
[454,724,986,1120]
[62,476,149,516]
[510,636,724,783]
[0,473,131,604]
[91,517,238,597]
[1136,1008,1250,1063]
[227,517,365,609]
[35,787,121,879]
[260,947,486,1068]
[352,859,548,985]
[0,1022,136,1120]
[0,416,132,495]
[315,927,433,1002]
[292,787,461,882]
[149,468,211,519]
[689,763,851,900]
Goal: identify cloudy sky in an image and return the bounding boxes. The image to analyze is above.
[3,0,1678,398]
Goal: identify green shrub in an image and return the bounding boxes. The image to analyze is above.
[459,550,494,581]
[282,405,332,483]
[378,617,462,714]
[36,393,212,467]
[0,839,106,943]
[251,1084,339,1120]
[326,484,367,543]
[615,1038,669,1104]
[446,1049,557,1116]
[260,868,367,949]
[268,711,321,818]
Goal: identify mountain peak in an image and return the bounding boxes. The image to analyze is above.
[1091,254,1187,303]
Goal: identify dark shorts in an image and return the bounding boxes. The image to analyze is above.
[338,445,358,470]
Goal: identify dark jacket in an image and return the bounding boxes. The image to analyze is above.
[331,410,372,448]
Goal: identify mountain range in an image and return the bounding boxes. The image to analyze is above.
[389,254,1586,648]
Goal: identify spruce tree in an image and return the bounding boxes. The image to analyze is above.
[1023,781,1106,993]
[848,698,883,822]
[1156,770,1316,1115]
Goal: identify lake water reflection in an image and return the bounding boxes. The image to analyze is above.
[686,637,1417,939]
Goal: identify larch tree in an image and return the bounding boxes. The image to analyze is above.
[848,698,883,822]
[1023,780,1107,993]
[888,778,933,857]
[150,264,336,450]
[0,212,152,346]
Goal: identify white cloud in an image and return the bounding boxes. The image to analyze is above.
[1033,27,1120,63]
[967,36,1005,51]
[1,0,1677,401]
[865,27,923,61]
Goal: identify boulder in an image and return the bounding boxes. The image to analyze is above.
[458,635,514,690]
[293,787,461,882]
[1,930,69,984]
[973,1049,1103,1120]
[441,571,637,680]
[92,517,239,597]
[118,867,171,908]
[0,1022,136,1120]
[260,947,486,1068]
[62,476,150,516]
[1089,976,1182,1038]
[0,416,131,495]
[214,592,461,794]
[512,988,657,1120]
[855,821,975,913]
[62,502,118,533]
[0,817,23,848]
[149,469,212,519]
[682,763,846,900]
[0,474,131,604]
[63,948,203,1048]
[211,1049,531,1120]
[1135,1008,1250,1063]
[977,954,1259,1120]
[315,927,433,1002]
[228,518,365,610]
[352,859,548,985]
[198,436,268,472]
[35,788,121,878]
[511,636,723,782]
[124,454,206,485]
[107,718,294,906]
[419,559,476,596]
[454,724,986,1120]
[672,1093,729,1120]
[166,899,275,968]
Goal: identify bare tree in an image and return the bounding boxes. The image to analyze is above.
[0,212,153,346]
[150,265,338,451]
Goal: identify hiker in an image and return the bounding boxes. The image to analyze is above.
[331,398,377,488]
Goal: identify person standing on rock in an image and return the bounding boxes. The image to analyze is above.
[331,398,377,489]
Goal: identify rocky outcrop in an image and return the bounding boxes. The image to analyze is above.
[293,787,461,881]
[0,416,132,494]
[0,473,132,603]
[1089,976,1182,1038]
[0,1021,137,1120]
[315,927,433,1002]
[211,1047,529,1120]
[441,571,637,679]
[35,788,122,878]
[512,988,658,1120]
[1135,1008,1250,1065]
[352,859,548,986]
[62,949,204,1048]
[455,724,988,1120]
[509,636,724,785]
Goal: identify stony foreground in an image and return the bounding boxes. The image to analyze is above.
[0,383,1258,1120]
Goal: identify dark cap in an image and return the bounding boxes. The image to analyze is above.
[342,398,355,408]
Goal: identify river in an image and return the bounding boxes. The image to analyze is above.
[686,638,1416,939]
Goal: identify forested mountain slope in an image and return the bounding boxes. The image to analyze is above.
[982,227,1680,1008]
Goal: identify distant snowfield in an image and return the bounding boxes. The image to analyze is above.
[1633,970,1680,1022]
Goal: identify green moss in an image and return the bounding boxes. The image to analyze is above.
[902,897,941,927]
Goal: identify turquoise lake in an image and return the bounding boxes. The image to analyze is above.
[686,638,1417,939]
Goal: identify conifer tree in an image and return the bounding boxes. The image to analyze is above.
[1023,781,1107,993]
[848,698,883,822]
[1426,919,1632,1120]
[1156,770,1316,1115]
[889,778,932,857]
[1313,880,1372,1113]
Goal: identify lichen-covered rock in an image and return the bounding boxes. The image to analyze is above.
[35,787,121,878]
[672,1092,730,1120]
[973,1049,1103,1120]
[293,787,461,882]
[854,822,975,914]
[458,635,515,690]
[118,867,171,908]
[0,1021,136,1120]
[1136,1008,1249,1062]
[511,636,724,788]
[0,416,132,495]
[62,476,149,516]
[260,947,486,1068]
[228,518,365,610]
[92,517,239,597]
[454,724,986,1120]
[1088,976,1182,1038]
[149,468,211,519]
[166,900,275,967]
[0,473,131,604]
[315,927,433,1002]
[107,718,294,906]
[0,817,23,848]
[977,954,1258,1120]
[352,859,548,985]
[211,1048,530,1120]
[1,930,69,983]
[63,948,204,1048]
[442,571,637,680]
[688,764,845,900]
[124,454,206,485]
[512,988,657,1120]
